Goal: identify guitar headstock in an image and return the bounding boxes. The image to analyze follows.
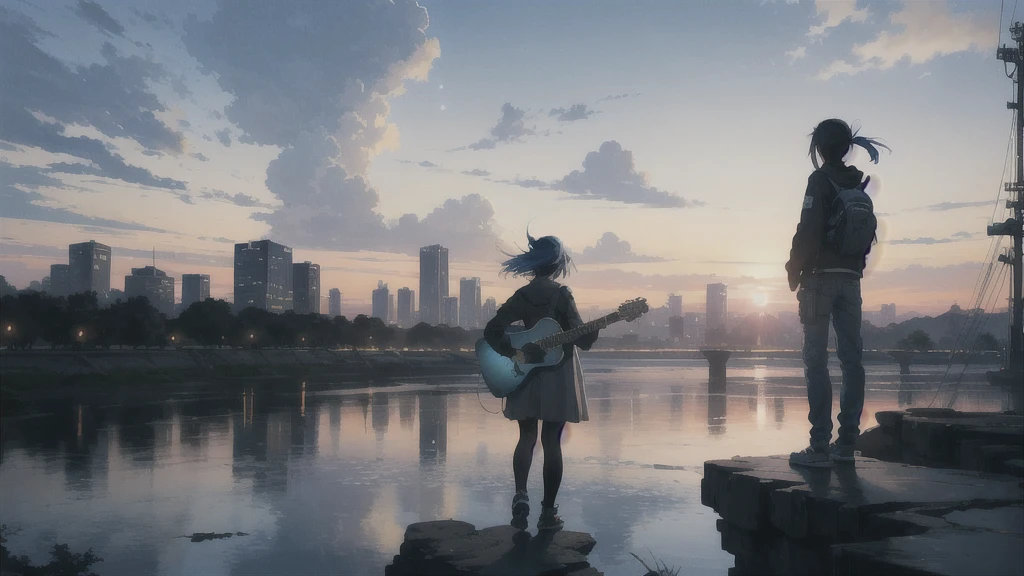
[617,298,649,322]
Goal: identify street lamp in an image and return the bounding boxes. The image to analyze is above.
[5,325,11,332]
[250,333,255,340]
[78,330,84,338]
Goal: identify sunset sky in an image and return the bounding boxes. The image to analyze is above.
[0,0,1016,316]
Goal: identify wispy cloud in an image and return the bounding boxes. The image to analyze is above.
[889,232,977,245]
[917,200,993,212]
[462,168,491,177]
[549,103,597,122]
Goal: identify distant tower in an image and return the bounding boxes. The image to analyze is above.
[372,281,391,322]
[125,266,175,316]
[292,262,321,315]
[397,287,415,327]
[328,288,342,317]
[706,283,728,345]
[442,296,459,327]
[68,241,111,297]
[481,297,497,324]
[668,293,683,318]
[181,274,211,310]
[419,245,449,325]
[880,303,897,327]
[233,240,293,313]
[49,264,70,298]
[459,277,481,329]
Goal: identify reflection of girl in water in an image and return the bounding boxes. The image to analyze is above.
[483,233,600,531]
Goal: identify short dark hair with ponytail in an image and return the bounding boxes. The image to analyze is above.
[808,119,890,169]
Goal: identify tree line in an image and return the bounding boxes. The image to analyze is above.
[0,292,480,351]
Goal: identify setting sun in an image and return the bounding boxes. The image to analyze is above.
[753,292,769,307]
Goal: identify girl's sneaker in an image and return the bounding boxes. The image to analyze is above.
[537,505,564,532]
[789,445,832,467]
[511,490,529,530]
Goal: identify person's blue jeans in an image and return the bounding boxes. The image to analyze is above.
[798,273,865,451]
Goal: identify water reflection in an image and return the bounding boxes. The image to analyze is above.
[419,392,448,463]
[0,360,1009,576]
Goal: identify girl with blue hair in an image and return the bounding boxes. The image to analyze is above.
[483,232,600,532]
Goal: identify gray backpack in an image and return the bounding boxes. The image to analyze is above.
[825,176,876,256]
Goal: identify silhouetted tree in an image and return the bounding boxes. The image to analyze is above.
[897,329,934,352]
[177,298,234,346]
[100,297,166,348]
[976,332,1000,352]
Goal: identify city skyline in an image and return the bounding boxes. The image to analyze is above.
[0,0,1015,317]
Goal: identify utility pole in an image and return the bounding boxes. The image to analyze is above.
[992,22,1024,406]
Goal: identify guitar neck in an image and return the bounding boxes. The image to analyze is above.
[537,313,622,350]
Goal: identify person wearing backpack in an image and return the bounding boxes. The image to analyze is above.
[785,118,890,467]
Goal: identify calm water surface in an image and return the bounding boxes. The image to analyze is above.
[0,357,1008,576]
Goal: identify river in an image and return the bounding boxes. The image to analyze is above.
[0,357,1008,576]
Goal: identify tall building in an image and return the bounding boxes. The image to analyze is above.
[397,288,415,327]
[706,283,728,341]
[419,244,449,325]
[233,240,293,312]
[669,316,685,343]
[124,266,175,316]
[180,274,211,311]
[68,241,111,296]
[482,297,497,324]
[49,264,70,297]
[668,293,683,318]
[328,288,342,317]
[292,262,321,315]
[442,296,459,327]
[881,303,897,327]
[389,293,396,324]
[372,281,391,322]
[459,277,482,329]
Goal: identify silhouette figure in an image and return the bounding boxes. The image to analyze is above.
[786,119,890,467]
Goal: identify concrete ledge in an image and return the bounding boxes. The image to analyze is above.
[385,520,602,576]
[702,456,1024,575]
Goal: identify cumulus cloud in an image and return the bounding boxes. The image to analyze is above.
[460,103,534,150]
[545,141,698,208]
[807,0,869,38]
[73,0,126,37]
[182,2,503,260]
[192,152,209,162]
[0,8,185,190]
[818,1,995,80]
[462,168,491,177]
[579,232,666,264]
[0,162,164,232]
[199,236,235,244]
[549,103,597,122]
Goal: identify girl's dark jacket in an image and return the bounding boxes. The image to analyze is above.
[483,277,599,360]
